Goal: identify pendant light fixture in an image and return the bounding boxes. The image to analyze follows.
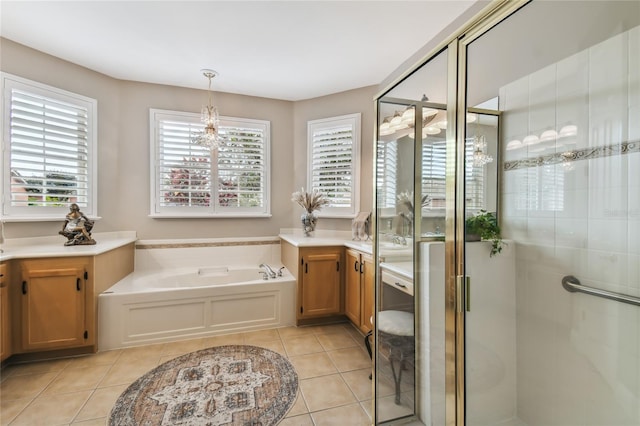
[194,69,223,150]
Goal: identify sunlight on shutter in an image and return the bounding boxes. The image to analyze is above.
[158,119,211,207]
[9,89,90,208]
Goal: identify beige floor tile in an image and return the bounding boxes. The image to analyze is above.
[289,352,337,379]
[73,384,127,422]
[0,371,58,401]
[71,417,108,425]
[0,397,32,425]
[251,340,287,357]
[2,358,70,378]
[375,394,414,422]
[316,331,358,350]
[10,390,91,426]
[97,358,158,388]
[311,402,371,426]
[341,368,375,401]
[285,392,309,417]
[241,328,281,344]
[278,413,314,426]
[306,323,350,335]
[277,326,310,340]
[201,332,244,347]
[282,335,324,357]
[117,343,165,362]
[327,346,371,372]
[65,350,122,369]
[42,365,111,395]
[160,337,203,356]
[299,374,356,412]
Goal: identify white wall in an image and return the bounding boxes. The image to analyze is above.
[500,26,640,425]
[0,38,376,240]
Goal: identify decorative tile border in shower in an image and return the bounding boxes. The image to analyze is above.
[136,238,281,250]
[504,139,639,171]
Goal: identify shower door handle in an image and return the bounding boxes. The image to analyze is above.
[456,275,471,312]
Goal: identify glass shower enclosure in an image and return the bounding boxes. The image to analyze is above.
[373,1,639,424]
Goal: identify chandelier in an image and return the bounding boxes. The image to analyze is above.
[472,134,493,166]
[194,69,223,150]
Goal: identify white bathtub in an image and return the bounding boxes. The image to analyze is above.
[98,265,296,350]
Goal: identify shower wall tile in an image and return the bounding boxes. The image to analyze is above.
[560,159,589,191]
[630,105,640,140]
[627,255,639,296]
[586,250,628,288]
[555,218,587,248]
[587,218,627,253]
[528,64,557,135]
[527,218,555,245]
[629,26,640,109]
[556,50,589,151]
[588,154,628,190]
[589,31,628,147]
[555,188,588,220]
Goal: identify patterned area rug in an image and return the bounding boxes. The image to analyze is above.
[109,345,298,426]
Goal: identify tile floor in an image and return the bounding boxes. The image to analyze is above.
[0,322,405,426]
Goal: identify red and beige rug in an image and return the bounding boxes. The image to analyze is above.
[109,345,298,426]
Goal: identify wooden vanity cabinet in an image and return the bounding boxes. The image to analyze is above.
[281,241,344,324]
[18,257,94,352]
[0,262,11,361]
[345,248,374,333]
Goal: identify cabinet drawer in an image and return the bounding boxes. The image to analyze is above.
[381,269,413,296]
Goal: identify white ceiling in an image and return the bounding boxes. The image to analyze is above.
[0,1,475,101]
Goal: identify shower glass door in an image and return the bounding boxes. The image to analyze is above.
[374,48,450,425]
[462,1,640,424]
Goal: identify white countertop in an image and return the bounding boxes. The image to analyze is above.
[379,261,413,279]
[0,231,137,261]
[278,232,413,260]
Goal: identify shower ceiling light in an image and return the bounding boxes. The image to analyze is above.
[193,69,223,151]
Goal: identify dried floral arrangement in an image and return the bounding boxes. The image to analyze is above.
[291,188,331,213]
[397,191,431,211]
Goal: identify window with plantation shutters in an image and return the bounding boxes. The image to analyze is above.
[1,73,97,219]
[150,109,270,217]
[421,137,485,212]
[307,113,360,218]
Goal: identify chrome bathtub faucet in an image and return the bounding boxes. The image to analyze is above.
[259,263,277,279]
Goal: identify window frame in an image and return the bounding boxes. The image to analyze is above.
[1,72,98,221]
[307,113,361,218]
[149,108,271,218]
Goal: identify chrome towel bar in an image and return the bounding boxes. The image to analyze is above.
[562,275,640,307]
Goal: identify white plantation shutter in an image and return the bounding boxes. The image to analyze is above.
[156,116,211,209]
[150,109,270,217]
[307,113,360,217]
[376,140,397,209]
[421,137,485,211]
[2,73,97,218]
[217,120,268,211]
[422,139,447,209]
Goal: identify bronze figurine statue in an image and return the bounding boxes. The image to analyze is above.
[59,203,96,246]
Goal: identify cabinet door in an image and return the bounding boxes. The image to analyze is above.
[0,263,9,361]
[345,249,361,324]
[300,251,342,317]
[21,266,86,350]
[360,253,375,333]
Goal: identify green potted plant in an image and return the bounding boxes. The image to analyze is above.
[465,210,503,257]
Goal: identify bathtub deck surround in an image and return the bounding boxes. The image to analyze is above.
[99,237,294,350]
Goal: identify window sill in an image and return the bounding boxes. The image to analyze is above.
[149,213,272,219]
[1,216,102,223]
